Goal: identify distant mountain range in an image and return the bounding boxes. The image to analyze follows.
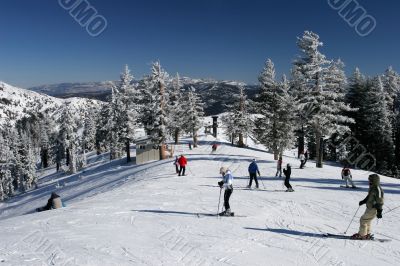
[0,81,101,127]
[28,78,260,115]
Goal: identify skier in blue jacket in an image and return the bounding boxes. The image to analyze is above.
[247,159,261,189]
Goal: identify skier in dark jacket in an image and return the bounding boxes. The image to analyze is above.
[247,159,261,189]
[283,164,294,192]
[37,192,64,212]
[173,156,179,174]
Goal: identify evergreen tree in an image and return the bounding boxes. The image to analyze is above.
[168,73,185,144]
[225,86,253,147]
[59,103,78,173]
[115,65,139,162]
[363,77,395,173]
[141,61,169,158]
[255,59,277,147]
[183,86,204,147]
[293,31,353,168]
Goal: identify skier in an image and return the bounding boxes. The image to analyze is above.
[36,192,64,212]
[178,155,187,176]
[299,152,305,169]
[351,174,384,240]
[247,159,261,189]
[173,156,179,174]
[341,166,356,188]
[211,143,218,152]
[188,142,192,150]
[218,167,234,216]
[275,157,283,178]
[283,163,294,192]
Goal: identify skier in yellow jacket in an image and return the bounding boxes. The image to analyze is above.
[351,174,384,240]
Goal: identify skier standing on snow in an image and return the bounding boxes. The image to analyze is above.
[299,152,305,169]
[218,167,234,216]
[275,157,283,178]
[351,174,384,240]
[178,155,187,176]
[304,150,309,166]
[173,156,179,174]
[247,159,261,189]
[283,163,294,192]
[211,143,218,152]
[341,166,356,188]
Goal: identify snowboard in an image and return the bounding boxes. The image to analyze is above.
[323,233,391,243]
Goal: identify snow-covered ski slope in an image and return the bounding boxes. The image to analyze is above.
[1,134,400,265]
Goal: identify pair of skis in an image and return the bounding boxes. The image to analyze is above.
[323,233,391,242]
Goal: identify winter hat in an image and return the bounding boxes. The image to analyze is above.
[368,174,380,186]
[287,163,291,167]
[220,167,227,175]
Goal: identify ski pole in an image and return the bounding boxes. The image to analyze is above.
[385,205,400,215]
[217,187,222,217]
[260,175,266,189]
[344,206,360,235]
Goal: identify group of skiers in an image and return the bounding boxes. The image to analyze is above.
[174,155,187,176]
[35,147,385,242]
[217,157,384,240]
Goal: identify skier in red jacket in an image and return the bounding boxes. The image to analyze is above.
[178,155,187,176]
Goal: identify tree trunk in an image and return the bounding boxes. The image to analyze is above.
[315,132,324,168]
[126,141,131,163]
[41,148,48,168]
[96,139,101,155]
[297,128,305,158]
[193,132,198,148]
[174,128,179,144]
[238,133,244,147]
[273,148,279,160]
[160,144,167,160]
[231,133,235,145]
[66,148,70,166]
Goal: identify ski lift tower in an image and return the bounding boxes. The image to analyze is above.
[212,116,218,138]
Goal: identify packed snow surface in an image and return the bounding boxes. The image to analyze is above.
[0,133,399,265]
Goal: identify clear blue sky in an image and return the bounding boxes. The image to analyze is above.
[0,0,399,88]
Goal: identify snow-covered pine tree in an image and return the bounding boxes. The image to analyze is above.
[363,77,395,173]
[142,61,170,159]
[0,133,14,200]
[38,115,52,169]
[168,73,185,144]
[82,107,97,153]
[13,131,37,192]
[382,67,400,171]
[255,58,277,150]
[293,31,354,168]
[183,86,204,147]
[225,86,253,147]
[114,65,139,162]
[106,86,123,160]
[95,104,110,155]
[59,103,78,173]
[324,59,350,161]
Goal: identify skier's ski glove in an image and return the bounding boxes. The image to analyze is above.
[359,199,367,206]
[377,209,382,219]
[218,181,224,188]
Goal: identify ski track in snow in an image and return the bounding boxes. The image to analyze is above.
[0,132,400,265]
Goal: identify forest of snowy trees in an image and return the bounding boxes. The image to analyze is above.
[1,30,400,201]
[0,62,204,200]
[223,31,399,177]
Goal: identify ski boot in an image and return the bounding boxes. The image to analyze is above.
[219,209,231,216]
[351,233,373,240]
